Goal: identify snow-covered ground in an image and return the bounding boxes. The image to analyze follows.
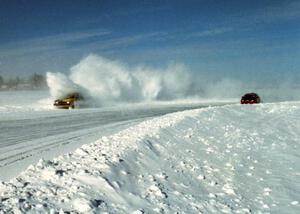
[1,99,299,213]
[0,91,232,181]
[0,90,52,112]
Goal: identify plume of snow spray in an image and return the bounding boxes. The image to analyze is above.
[47,54,193,106]
[46,72,81,98]
[47,55,300,104]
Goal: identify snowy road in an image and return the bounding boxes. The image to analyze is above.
[1,102,299,213]
[0,101,229,181]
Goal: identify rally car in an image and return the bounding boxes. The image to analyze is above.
[240,93,261,104]
[53,92,84,109]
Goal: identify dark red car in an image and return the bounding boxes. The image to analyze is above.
[241,93,261,104]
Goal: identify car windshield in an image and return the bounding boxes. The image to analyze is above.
[243,94,258,99]
[61,93,82,99]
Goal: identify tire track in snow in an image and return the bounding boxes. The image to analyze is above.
[0,103,226,181]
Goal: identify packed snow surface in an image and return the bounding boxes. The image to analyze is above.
[0,90,229,181]
[1,102,300,213]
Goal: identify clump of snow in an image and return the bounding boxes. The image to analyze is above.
[1,102,300,213]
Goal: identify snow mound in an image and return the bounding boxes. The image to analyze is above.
[1,102,300,213]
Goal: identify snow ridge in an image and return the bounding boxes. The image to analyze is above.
[0,107,198,213]
[1,103,300,213]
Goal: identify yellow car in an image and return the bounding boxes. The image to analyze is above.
[53,92,84,109]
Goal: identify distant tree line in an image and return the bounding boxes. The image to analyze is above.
[0,73,47,90]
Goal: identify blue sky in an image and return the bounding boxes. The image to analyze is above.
[0,0,299,83]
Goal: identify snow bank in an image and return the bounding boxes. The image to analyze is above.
[1,102,300,213]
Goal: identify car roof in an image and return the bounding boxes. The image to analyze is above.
[242,93,259,98]
[60,92,83,99]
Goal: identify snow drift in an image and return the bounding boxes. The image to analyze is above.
[1,102,299,213]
